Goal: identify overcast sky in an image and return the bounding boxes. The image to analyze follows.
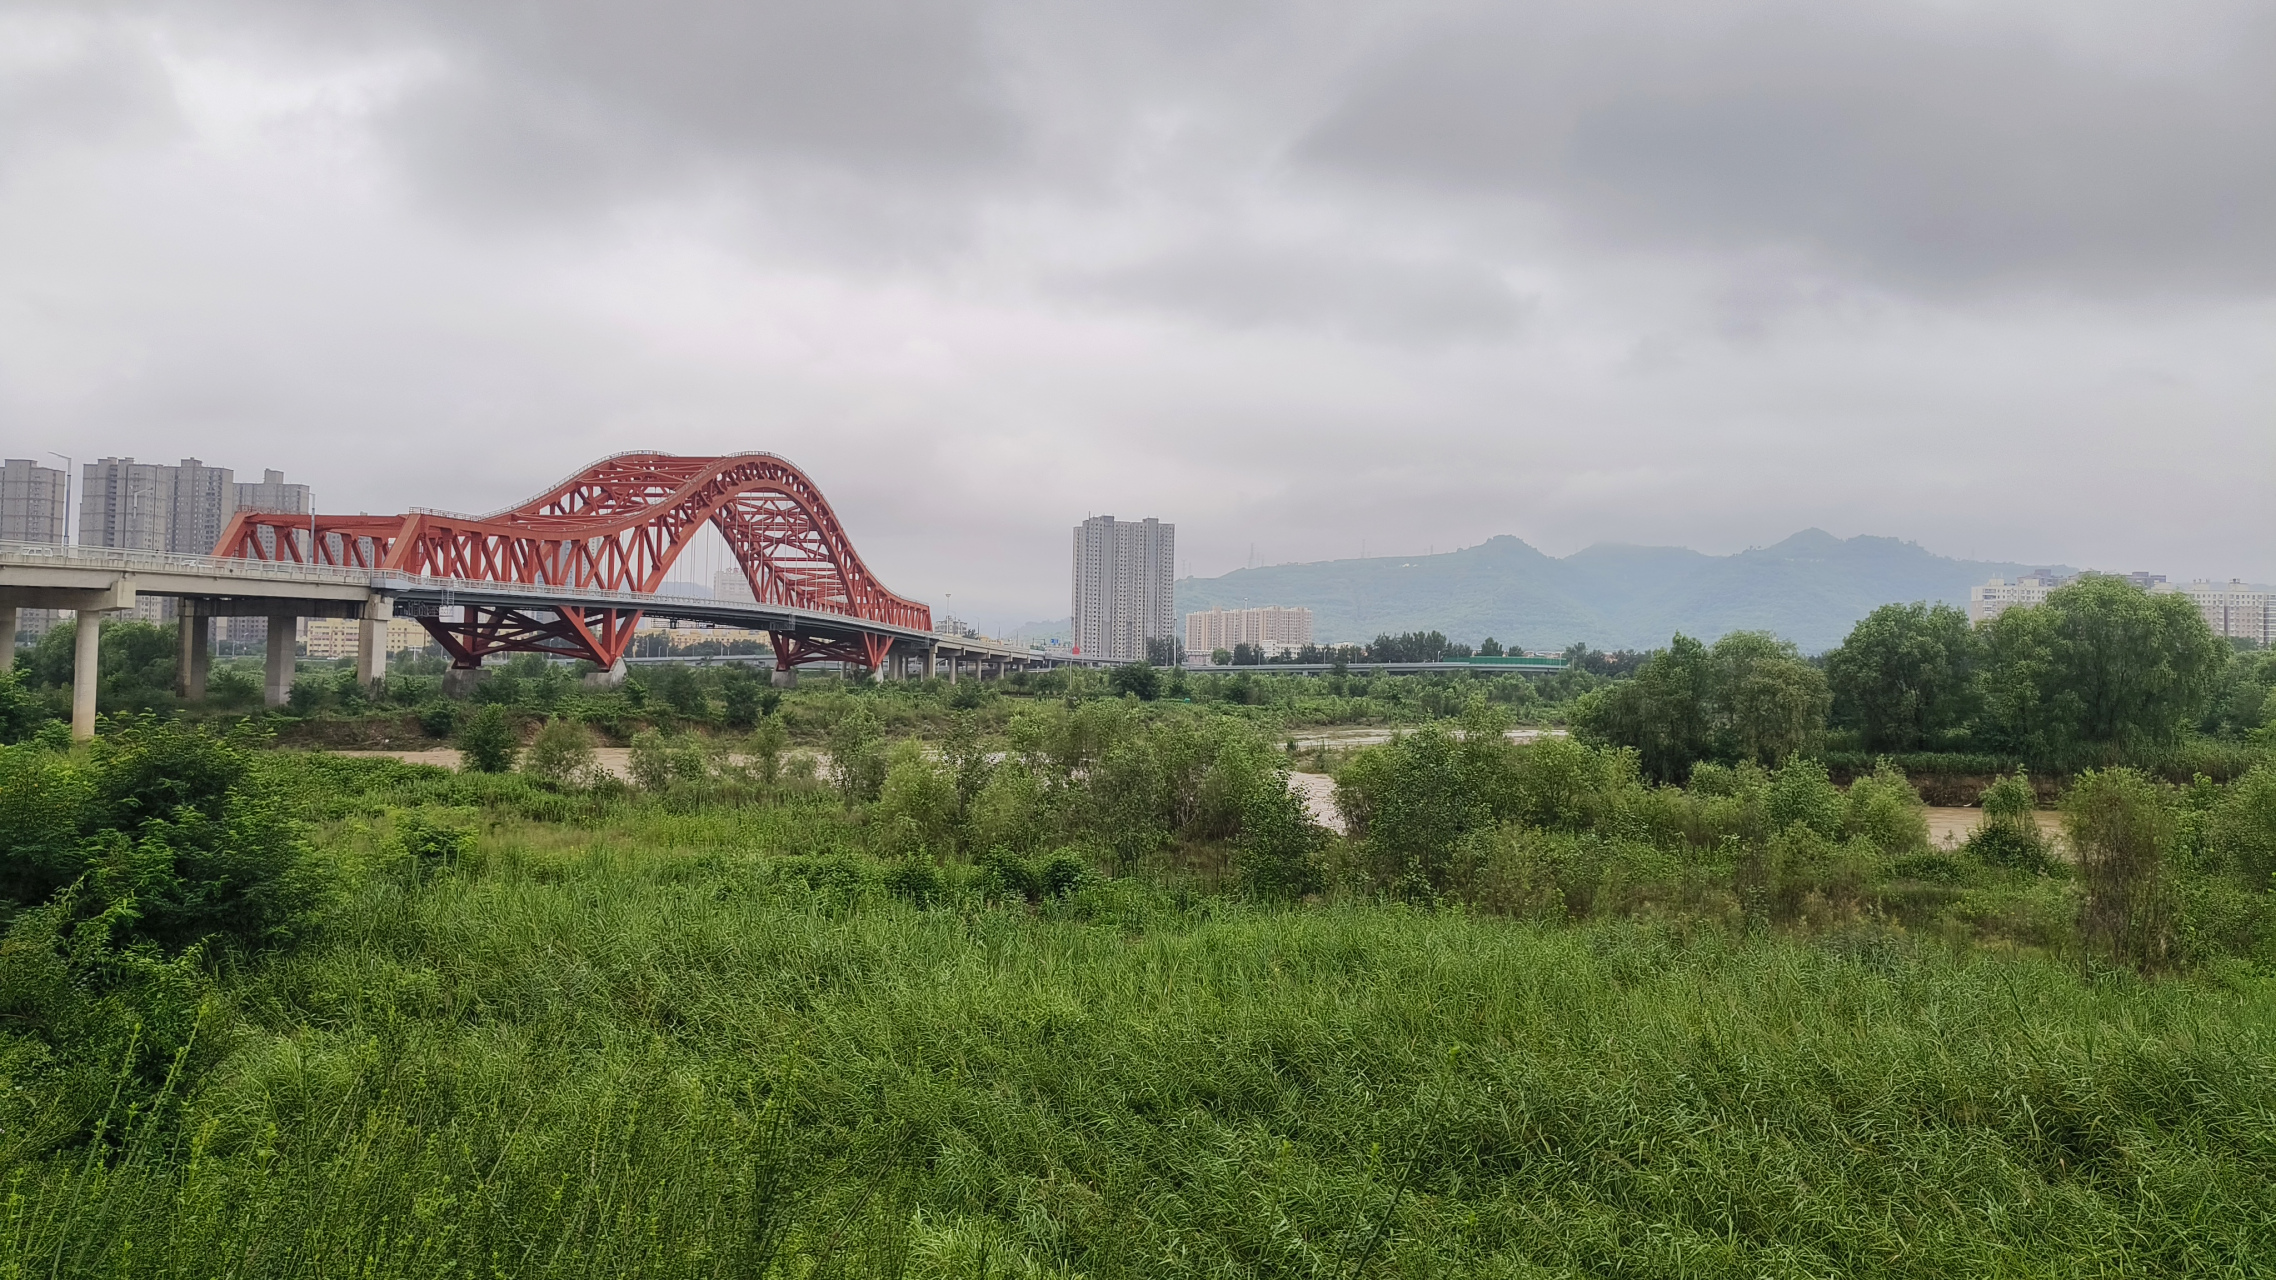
[3,0,2271,629]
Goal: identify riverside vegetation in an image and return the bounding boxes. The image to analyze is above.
[5,576,2276,1276]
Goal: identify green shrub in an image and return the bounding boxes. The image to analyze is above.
[872,739,960,857]
[418,700,461,738]
[1767,756,1843,839]
[1960,771,2053,871]
[882,859,943,906]
[2066,768,2175,972]
[1037,850,1094,898]
[825,703,887,805]
[1234,771,1326,900]
[208,666,260,710]
[286,675,329,716]
[391,811,476,881]
[1841,759,1929,854]
[0,721,326,954]
[522,715,599,787]
[455,704,519,773]
[627,728,710,791]
[974,846,1040,903]
[2209,763,2276,886]
[0,668,52,744]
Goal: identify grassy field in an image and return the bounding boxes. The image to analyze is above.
[8,767,2276,1278]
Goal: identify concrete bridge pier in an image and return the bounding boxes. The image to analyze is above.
[0,605,15,661]
[264,614,297,708]
[176,601,210,703]
[1,578,135,740]
[442,665,482,699]
[770,666,798,688]
[923,649,937,680]
[355,594,392,689]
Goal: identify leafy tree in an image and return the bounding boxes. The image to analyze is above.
[20,618,179,712]
[1478,637,1504,657]
[1340,726,1488,895]
[652,665,708,719]
[0,667,52,744]
[1979,577,2227,767]
[1209,648,1232,666]
[455,704,519,773]
[1235,772,1326,900]
[1826,602,1978,751]
[1709,632,1831,766]
[1366,631,1451,663]
[1108,662,1164,700]
[1230,643,1263,666]
[1569,634,1714,783]
[719,665,768,729]
[2203,649,2276,738]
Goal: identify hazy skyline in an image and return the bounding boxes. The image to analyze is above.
[3,1,2271,629]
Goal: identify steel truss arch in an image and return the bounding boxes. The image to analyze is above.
[212,452,930,671]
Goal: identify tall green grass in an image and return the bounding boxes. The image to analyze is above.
[8,817,2274,1277]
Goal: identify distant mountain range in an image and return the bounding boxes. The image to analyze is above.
[1175,530,2070,654]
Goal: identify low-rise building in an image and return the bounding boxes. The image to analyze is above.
[2157,579,2274,647]
[1185,605,1314,658]
[1967,572,2071,624]
[301,616,433,659]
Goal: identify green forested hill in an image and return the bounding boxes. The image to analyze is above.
[1176,529,2064,652]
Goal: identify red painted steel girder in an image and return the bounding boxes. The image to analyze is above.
[212,453,930,671]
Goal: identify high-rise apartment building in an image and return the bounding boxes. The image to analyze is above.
[169,458,236,559]
[1185,605,1313,658]
[1,458,71,642]
[1072,515,1174,662]
[79,458,176,553]
[73,458,311,629]
[1,459,68,545]
[233,468,310,518]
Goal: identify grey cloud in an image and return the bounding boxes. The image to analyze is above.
[163,0,1021,220]
[1300,1,2276,295]
[1077,240,1530,341]
[0,18,178,170]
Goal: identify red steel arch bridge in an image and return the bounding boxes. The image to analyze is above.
[0,452,1101,736]
[212,451,944,675]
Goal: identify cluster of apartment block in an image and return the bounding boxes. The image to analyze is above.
[1,455,314,644]
[1184,605,1314,659]
[1970,571,2275,645]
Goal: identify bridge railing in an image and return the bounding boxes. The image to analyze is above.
[0,540,380,589]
